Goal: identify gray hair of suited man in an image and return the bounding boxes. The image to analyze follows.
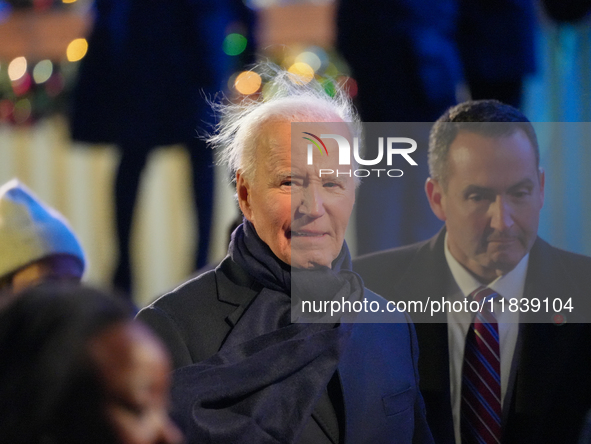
[428,99,540,189]
[207,64,362,186]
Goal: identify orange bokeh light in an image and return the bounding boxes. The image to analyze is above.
[234,71,262,95]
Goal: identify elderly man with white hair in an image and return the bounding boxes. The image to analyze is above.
[138,66,433,444]
[0,180,85,293]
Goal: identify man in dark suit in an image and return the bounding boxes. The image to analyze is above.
[354,100,591,444]
[137,68,433,444]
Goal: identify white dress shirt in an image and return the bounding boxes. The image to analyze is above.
[444,234,529,444]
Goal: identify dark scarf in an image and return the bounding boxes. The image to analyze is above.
[170,221,364,443]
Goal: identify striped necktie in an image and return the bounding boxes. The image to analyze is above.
[461,286,501,444]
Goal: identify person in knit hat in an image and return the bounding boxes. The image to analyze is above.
[0,179,86,293]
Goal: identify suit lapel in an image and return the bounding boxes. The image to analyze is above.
[393,229,456,442]
[215,256,262,328]
[310,389,340,444]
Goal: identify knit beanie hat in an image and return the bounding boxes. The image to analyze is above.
[0,179,86,279]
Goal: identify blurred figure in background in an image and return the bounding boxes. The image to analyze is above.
[70,0,256,297]
[457,0,536,109]
[0,179,85,294]
[0,283,182,444]
[337,0,536,255]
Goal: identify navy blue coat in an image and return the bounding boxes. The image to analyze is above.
[354,229,591,443]
[137,256,434,444]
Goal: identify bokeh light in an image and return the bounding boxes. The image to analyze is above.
[13,98,32,124]
[33,0,52,11]
[321,78,336,98]
[12,73,32,96]
[66,38,88,62]
[45,73,65,97]
[0,99,13,122]
[234,70,262,95]
[309,46,329,69]
[295,51,322,72]
[222,33,247,56]
[337,76,358,98]
[62,0,78,3]
[287,62,314,85]
[324,62,339,78]
[8,57,27,81]
[33,60,53,84]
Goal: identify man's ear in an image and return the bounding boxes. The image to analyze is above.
[236,171,254,222]
[425,178,447,222]
[538,168,545,207]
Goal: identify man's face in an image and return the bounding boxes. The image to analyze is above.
[237,119,355,269]
[426,129,544,282]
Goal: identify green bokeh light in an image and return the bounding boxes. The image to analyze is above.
[222,33,248,56]
[321,78,336,98]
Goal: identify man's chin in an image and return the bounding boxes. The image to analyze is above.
[487,254,522,276]
[290,252,332,270]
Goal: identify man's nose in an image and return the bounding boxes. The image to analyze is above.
[490,196,514,231]
[298,185,325,217]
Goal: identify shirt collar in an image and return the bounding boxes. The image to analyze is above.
[443,232,529,300]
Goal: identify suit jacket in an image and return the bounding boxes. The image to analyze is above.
[137,256,434,444]
[354,229,591,444]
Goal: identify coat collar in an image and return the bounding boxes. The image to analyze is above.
[215,255,263,327]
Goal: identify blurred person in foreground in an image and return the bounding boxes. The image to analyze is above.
[0,283,182,444]
[580,410,591,444]
[137,66,433,443]
[0,179,85,294]
[355,100,591,443]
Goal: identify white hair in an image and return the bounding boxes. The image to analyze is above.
[207,64,361,183]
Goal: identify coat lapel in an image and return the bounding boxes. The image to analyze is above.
[391,229,456,442]
[310,389,340,444]
[215,256,262,328]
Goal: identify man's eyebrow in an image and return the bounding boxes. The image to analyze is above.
[276,172,294,181]
[322,174,345,182]
[276,170,308,182]
[463,185,493,196]
[462,179,536,196]
[507,178,535,191]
